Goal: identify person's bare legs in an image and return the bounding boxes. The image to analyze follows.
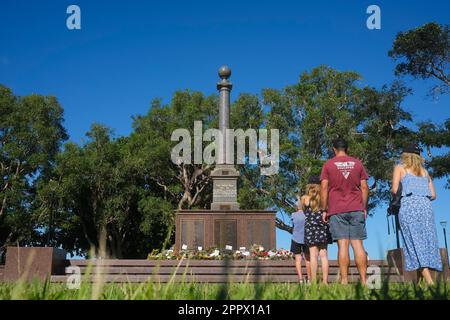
[337,239,350,284]
[350,239,367,285]
[420,268,434,285]
[294,254,303,281]
[309,246,319,282]
[319,245,329,284]
[304,251,311,281]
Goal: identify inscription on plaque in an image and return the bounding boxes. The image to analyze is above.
[213,179,237,202]
[214,182,237,197]
[247,220,271,249]
[181,219,204,249]
[214,219,237,249]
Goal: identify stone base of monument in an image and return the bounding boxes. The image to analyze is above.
[387,248,449,282]
[3,247,67,282]
[175,210,276,251]
[49,258,402,283]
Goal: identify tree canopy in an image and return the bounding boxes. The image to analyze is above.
[418,120,450,187]
[34,124,175,258]
[389,22,449,96]
[238,67,415,231]
[0,85,67,258]
[389,22,449,185]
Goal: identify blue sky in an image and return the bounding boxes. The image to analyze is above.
[1,0,449,259]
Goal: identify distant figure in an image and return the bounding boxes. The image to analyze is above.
[320,138,369,285]
[301,175,332,284]
[291,201,311,283]
[391,143,442,284]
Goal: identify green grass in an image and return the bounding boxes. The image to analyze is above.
[1,280,449,300]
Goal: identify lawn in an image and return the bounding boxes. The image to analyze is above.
[1,280,449,300]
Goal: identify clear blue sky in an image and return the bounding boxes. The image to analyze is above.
[1,1,449,259]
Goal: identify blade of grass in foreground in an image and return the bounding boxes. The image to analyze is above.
[1,280,449,300]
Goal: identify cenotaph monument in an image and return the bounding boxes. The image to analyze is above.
[174,66,276,251]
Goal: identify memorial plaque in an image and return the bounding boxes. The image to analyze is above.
[181,219,204,249]
[213,179,237,202]
[247,220,271,249]
[176,210,276,252]
[214,219,237,249]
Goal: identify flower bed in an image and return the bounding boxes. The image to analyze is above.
[147,244,293,260]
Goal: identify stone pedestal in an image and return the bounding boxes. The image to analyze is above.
[175,210,276,251]
[210,165,240,211]
[4,247,67,282]
[387,248,449,282]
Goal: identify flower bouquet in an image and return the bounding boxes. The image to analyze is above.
[147,244,294,260]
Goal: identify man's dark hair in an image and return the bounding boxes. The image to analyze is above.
[332,138,348,152]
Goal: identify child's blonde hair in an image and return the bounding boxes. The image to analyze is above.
[303,183,321,212]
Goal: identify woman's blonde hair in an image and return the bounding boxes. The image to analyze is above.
[401,152,425,176]
[304,183,321,212]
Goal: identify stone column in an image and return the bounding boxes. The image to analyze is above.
[217,65,232,165]
[210,66,239,211]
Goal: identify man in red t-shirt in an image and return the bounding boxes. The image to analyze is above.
[320,138,369,285]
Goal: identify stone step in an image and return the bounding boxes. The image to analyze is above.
[67,266,398,276]
[67,259,389,267]
[51,274,404,283]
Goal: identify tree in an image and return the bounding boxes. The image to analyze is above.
[0,85,67,257]
[36,91,225,258]
[230,93,271,211]
[238,67,415,232]
[418,120,450,187]
[389,22,449,186]
[128,91,219,210]
[389,22,450,96]
[35,124,175,258]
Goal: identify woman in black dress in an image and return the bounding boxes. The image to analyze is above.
[301,175,332,284]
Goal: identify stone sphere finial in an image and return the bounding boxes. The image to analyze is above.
[218,65,231,79]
